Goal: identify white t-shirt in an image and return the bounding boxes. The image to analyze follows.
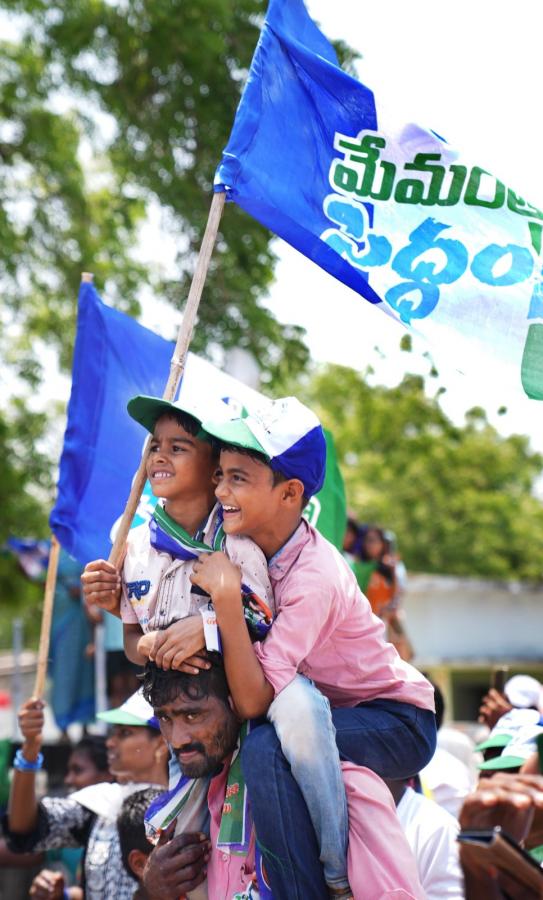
[397,786,464,900]
[420,746,473,820]
[120,506,273,631]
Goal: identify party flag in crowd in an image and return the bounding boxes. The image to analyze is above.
[50,282,345,565]
[215,0,543,398]
[5,537,50,580]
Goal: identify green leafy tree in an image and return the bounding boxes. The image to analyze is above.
[0,28,146,382]
[0,1,353,635]
[2,0,310,385]
[0,403,52,648]
[304,363,543,581]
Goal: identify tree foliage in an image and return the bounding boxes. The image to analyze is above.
[1,0,542,613]
[305,364,543,581]
[0,402,52,648]
[2,0,309,385]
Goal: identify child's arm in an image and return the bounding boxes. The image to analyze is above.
[191,553,274,718]
[124,622,152,666]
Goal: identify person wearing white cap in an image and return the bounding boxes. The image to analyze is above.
[478,720,543,773]
[191,396,436,899]
[504,674,543,712]
[475,708,542,762]
[5,692,168,900]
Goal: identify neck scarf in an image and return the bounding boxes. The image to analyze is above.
[144,723,252,855]
[149,504,273,640]
[150,503,224,559]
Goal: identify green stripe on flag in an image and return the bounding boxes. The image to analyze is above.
[304,429,346,551]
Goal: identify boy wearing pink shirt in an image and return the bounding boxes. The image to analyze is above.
[191,397,436,899]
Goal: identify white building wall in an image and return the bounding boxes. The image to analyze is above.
[404,574,543,664]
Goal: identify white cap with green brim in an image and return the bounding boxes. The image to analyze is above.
[126,395,210,440]
[478,722,543,770]
[475,707,541,752]
[97,688,160,730]
[202,396,327,499]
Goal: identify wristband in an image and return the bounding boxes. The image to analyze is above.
[13,748,44,772]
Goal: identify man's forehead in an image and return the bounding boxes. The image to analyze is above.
[154,691,216,715]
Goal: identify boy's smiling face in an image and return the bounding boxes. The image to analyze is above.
[215,449,304,556]
[146,414,216,502]
[215,449,281,534]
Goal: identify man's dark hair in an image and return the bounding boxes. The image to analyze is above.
[117,788,163,876]
[72,736,109,773]
[141,652,230,710]
[218,442,308,506]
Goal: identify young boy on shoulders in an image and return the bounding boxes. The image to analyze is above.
[82,395,274,671]
[191,396,437,898]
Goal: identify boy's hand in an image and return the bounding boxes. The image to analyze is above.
[18,698,45,755]
[81,559,121,614]
[191,552,242,610]
[148,618,211,673]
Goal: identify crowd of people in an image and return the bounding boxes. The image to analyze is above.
[1,392,542,899]
[343,518,413,661]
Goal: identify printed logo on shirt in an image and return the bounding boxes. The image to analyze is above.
[126,579,151,601]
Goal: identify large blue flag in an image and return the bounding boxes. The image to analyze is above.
[50,282,172,564]
[50,282,345,565]
[215,0,543,398]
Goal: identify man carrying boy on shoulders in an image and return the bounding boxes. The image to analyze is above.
[190,396,436,896]
[141,660,424,900]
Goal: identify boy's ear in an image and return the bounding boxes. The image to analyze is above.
[281,479,305,505]
[128,848,149,880]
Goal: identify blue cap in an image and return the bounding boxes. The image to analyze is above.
[202,396,327,499]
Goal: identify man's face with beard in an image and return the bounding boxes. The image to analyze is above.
[153,691,240,778]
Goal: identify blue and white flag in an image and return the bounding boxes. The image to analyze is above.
[50,282,345,565]
[5,537,50,580]
[215,0,543,398]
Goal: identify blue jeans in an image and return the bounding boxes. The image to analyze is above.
[242,696,436,899]
[267,675,349,890]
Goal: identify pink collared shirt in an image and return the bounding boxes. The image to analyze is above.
[206,758,424,899]
[254,519,435,711]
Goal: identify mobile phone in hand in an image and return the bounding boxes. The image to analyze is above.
[491,665,509,694]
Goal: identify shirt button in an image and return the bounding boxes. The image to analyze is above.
[222,853,229,862]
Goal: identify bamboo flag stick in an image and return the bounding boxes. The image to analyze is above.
[108,189,226,568]
[30,193,225,700]
[33,535,61,698]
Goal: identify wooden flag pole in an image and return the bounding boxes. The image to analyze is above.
[108,189,226,568]
[30,190,225,700]
[33,535,61,698]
